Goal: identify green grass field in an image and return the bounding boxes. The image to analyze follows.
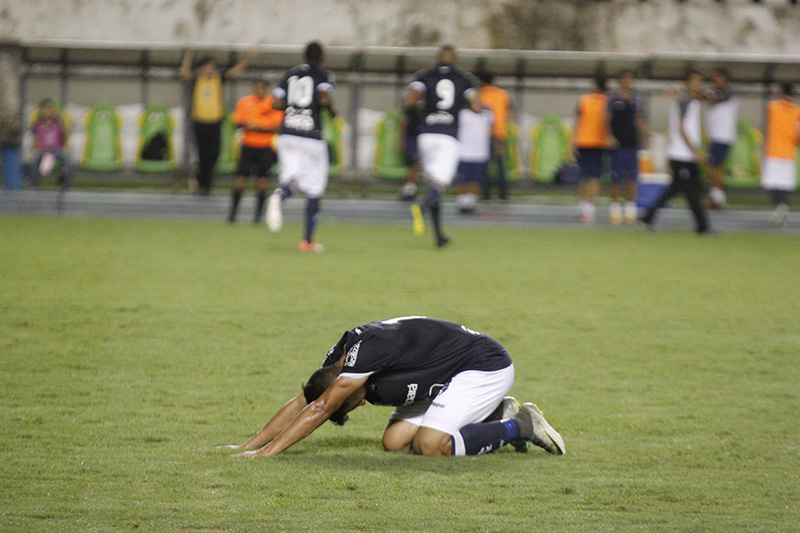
[2,214,799,532]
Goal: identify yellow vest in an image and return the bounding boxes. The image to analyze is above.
[192,74,224,123]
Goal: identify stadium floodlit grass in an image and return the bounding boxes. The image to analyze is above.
[2,213,799,532]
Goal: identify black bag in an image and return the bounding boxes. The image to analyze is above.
[141,132,168,161]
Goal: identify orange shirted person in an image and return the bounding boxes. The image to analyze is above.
[478,72,511,200]
[228,80,285,224]
[761,83,800,226]
[574,77,610,223]
[574,93,610,149]
[764,98,800,161]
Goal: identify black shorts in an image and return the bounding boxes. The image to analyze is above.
[236,145,277,178]
[576,148,607,179]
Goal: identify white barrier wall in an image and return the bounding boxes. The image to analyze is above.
[1,0,799,54]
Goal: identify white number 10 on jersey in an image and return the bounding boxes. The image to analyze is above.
[287,75,314,107]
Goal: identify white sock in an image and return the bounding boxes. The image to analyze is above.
[624,201,638,219]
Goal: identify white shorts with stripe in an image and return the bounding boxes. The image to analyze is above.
[761,156,797,191]
[388,364,514,436]
[418,133,460,186]
[276,134,329,198]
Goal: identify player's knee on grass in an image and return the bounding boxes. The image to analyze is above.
[382,420,416,452]
[412,428,452,456]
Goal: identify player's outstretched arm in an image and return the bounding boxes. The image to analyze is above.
[404,88,422,110]
[319,88,333,110]
[466,90,482,114]
[179,49,194,83]
[240,376,367,457]
[227,44,260,78]
[217,393,307,450]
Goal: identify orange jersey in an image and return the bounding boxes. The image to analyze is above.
[574,93,609,148]
[480,85,510,140]
[764,99,800,160]
[233,94,284,149]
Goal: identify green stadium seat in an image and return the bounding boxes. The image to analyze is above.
[724,119,762,187]
[81,101,122,172]
[530,114,572,183]
[135,103,176,173]
[215,108,239,175]
[373,109,409,181]
[322,109,346,178]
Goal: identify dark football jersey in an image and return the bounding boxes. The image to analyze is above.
[410,64,478,138]
[321,317,512,406]
[607,91,643,148]
[273,62,334,140]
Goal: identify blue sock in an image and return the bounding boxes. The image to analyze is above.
[422,185,441,211]
[451,420,517,456]
[304,197,320,242]
[276,185,293,201]
[503,419,520,440]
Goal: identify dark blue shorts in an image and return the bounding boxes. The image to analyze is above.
[610,147,638,182]
[405,135,419,165]
[457,161,489,185]
[576,148,606,179]
[708,142,731,167]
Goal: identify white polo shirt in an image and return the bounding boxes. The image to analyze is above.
[667,95,702,163]
[706,90,739,145]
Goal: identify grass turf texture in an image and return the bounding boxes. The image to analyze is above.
[2,214,799,532]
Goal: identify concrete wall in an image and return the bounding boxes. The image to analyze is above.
[1,0,799,54]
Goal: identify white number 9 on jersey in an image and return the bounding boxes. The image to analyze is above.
[435,79,455,110]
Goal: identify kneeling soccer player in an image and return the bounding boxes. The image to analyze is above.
[219,316,565,457]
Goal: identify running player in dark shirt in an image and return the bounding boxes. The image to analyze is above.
[266,41,335,252]
[219,317,565,457]
[406,45,481,247]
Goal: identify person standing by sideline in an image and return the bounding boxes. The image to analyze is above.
[228,79,284,224]
[266,41,335,253]
[455,104,494,213]
[638,70,710,234]
[477,71,511,201]
[180,45,258,195]
[574,76,610,224]
[705,68,739,210]
[761,83,800,227]
[406,45,481,248]
[606,70,649,225]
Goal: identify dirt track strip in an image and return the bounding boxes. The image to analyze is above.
[1,190,797,234]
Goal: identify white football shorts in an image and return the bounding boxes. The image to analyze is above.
[276,134,329,198]
[761,156,797,191]
[388,363,514,437]
[417,133,460,186]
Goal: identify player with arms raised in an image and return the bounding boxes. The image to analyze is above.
[407,45,481,248]
[267,41,334,252]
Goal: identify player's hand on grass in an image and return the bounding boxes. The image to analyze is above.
[232,450,260,459]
